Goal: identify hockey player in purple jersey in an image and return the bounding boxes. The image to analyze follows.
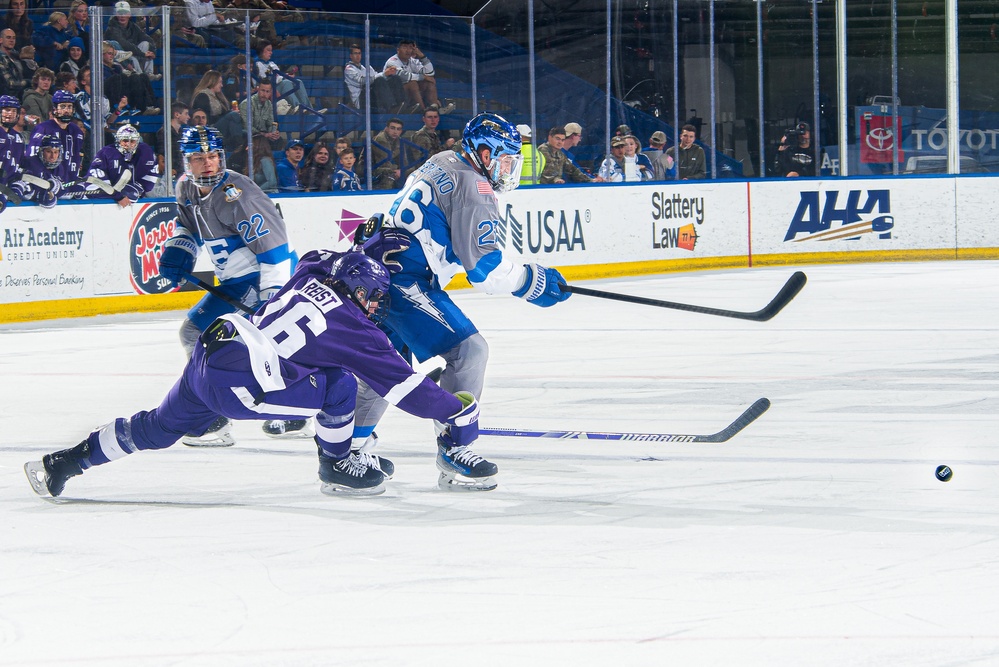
[24,250,480,498]
[354,112,572,491]
[0,95,26,211]
[72,125,159,206]
[9,135,74,208]
[157,125,302,447]
[27,90,85,183]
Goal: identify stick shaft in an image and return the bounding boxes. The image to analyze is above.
[184,274,255,315]
[561,272,806,322]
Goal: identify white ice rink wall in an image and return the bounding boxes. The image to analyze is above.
[2,174,997,323]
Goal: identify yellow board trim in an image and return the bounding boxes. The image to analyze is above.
[4,247,999,323]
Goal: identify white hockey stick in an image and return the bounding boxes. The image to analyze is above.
[87,169,132,195]
[20,174,52,190]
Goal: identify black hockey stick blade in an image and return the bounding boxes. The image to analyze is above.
[185,274,256,315]
[560,271,806,322]
[481,397,771,444]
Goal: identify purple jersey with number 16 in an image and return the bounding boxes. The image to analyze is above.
[239,248,464,422]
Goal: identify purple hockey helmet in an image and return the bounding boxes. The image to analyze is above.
[51,89,76,123]
[326,252,391,323]
[0,94,20,127]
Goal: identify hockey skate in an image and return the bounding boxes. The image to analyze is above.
[436,437,498,492]
[318,450,386,496]
[261,418,315,439]
[350,432,394,477]
[24,440,90,498]
[181,415,235,447]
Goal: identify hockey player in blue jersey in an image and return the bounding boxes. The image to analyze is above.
[73,125,159,206]
[354,112,572,491]
[24,250,482,498]
[157,125,303,446]
[0,95,26,211]
[9,134,73,208]
[27,90,85,183]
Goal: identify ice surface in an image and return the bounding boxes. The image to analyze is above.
[2,262,998,666]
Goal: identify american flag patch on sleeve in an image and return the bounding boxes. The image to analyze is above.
[476,180,494,195]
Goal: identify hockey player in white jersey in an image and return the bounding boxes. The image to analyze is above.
[158,125,304,446]
[356,112,572,491]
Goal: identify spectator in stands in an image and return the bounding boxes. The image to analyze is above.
[561,121,597,179]
[106,2,157,78]
[516,124,544,187]
[370,116,411,190]
[334,136,351,158]
[254,41,312,114]
[598,136,626,182]
[156,100,188,179]
[59,37,86,78]
[384,39,452,115]
[222,54,248,103]
[622,134,653,181]
[55,70,77,96]
[100,41,158,116]
[224,0,279,49]
[4,0,32,52]
[332,146,361,191]
[170,12,206,49]
[615,123,631,138]
[67,1,89,58]
[538,124,600,184]
[75,64,128,150]
[190,108,207,126]
[240,79,283,154]
[32,12,71,71]
[275,138,303,191]
[250,133,278,193]
[298,141,333,192]
[411,106,454,165]
[0,28,28,97]
[191,70,244,157]
[667,124,707,180]
[643,130,676,181]
[22,67,54,123]
[17,43,35,77]
[344,43,403,112]
[184,0,242,45]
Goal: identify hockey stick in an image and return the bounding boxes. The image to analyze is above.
[559,271,807,322]
[87,169,132,195]
[0,182,22,205]
[480,397,771,443]
[183,273,256,315]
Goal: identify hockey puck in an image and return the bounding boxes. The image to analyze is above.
[935,465,953,482]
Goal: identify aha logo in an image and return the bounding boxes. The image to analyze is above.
[784,190,894,242]
[498,203,588,254]
[129,202,180,294]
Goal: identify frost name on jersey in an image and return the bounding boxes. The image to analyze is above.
[783,189,893,242]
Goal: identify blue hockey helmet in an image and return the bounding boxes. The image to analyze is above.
[179,125,226,188]
[39,135,63,170]
[326,252,391,323]
[0,94,19,127]
[461,112,523,193]
[51,89,76,123]
[115,124,141,159]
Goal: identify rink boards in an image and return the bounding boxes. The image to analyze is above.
[2,174,998,322]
